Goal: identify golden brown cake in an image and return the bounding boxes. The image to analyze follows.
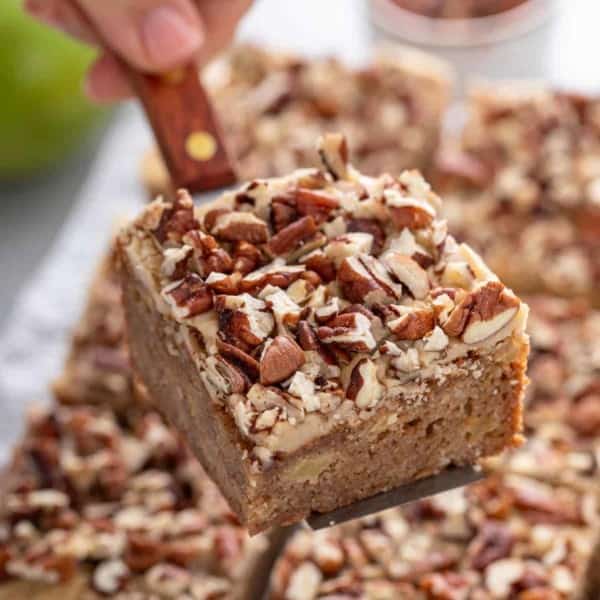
[0,404,263,598]
[141,43,453,198]
[119,134,529,534]
[435,84,600,306]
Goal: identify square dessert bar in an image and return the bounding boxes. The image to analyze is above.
[142,43,453,198]
[119,134,529,534]
[435,84,600,305]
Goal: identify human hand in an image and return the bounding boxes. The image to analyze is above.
[23,0,253,103]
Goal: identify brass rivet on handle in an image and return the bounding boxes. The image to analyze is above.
[162,67,185,85]
[185,131,217,162]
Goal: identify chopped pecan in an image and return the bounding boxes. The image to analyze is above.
[213,355,251,393]
[203,208,231,232]
[153,190,199,244]
[162,274,213,318]
[324,233,374,267]
[240,263,305,293]
[303,252,336,282]
[383,253,430,299]
[388,306,435,341]
[233,240,263,275]
[92,559,130,595]
[346,358,382,409]
[468,521,514,571]
[297,321,319,351]
[347,218,386,254]
[215,294,274,346]
[260,336,306,385]
[295,188,339,223]
[268,216,317,255]
[210,211,269,244]
[206,272,241,294]
[271,194,298,232]
[318,132,349,180]
[384,189,435,230]
[337,256,391,305]
[201,248,234,274]
[317,312,376,352]
[442,281,520,343]
[216,338,260,380]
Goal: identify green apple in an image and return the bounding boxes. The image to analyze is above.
[0,0,107,179]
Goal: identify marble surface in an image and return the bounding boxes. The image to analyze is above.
[0,0,599,460]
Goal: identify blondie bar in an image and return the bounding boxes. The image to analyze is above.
[120,134,529,534]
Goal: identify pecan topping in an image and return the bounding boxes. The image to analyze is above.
[153,190,199,244]
[347,218,386,254]
[388,307,435,340]
[260,336,306,385]
[337,256,392,305]
[318,132,349,180]
[303,252,336,282]
[317,312,376,352]
[217,339,260,380]
[162,274,213,318]
[383,253,430,300]
[346,358,382,409]
[442,281,520,343]
[209,211,269,244]
[268,216,318,255]
[233,241,263,275]
[295,188,339,222]
[297,321,319,351]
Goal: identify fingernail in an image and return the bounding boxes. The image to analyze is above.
[141,5,203,69]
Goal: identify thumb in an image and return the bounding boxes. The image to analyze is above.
[77,0,204,72]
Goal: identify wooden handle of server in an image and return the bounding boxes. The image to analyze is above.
[66,0,237,192]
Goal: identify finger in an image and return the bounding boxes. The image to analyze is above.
[77,0,204,72]
[84,53,133,103]
[23,0,96,44]
[194,0,252,66]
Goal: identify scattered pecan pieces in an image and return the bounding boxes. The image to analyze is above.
[268,216,317,255]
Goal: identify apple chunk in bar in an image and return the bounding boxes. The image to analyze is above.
[118,134,529,534]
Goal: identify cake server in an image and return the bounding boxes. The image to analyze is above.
[65,0,238,198]
[66,4,487,594]
[237,465,484,600]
